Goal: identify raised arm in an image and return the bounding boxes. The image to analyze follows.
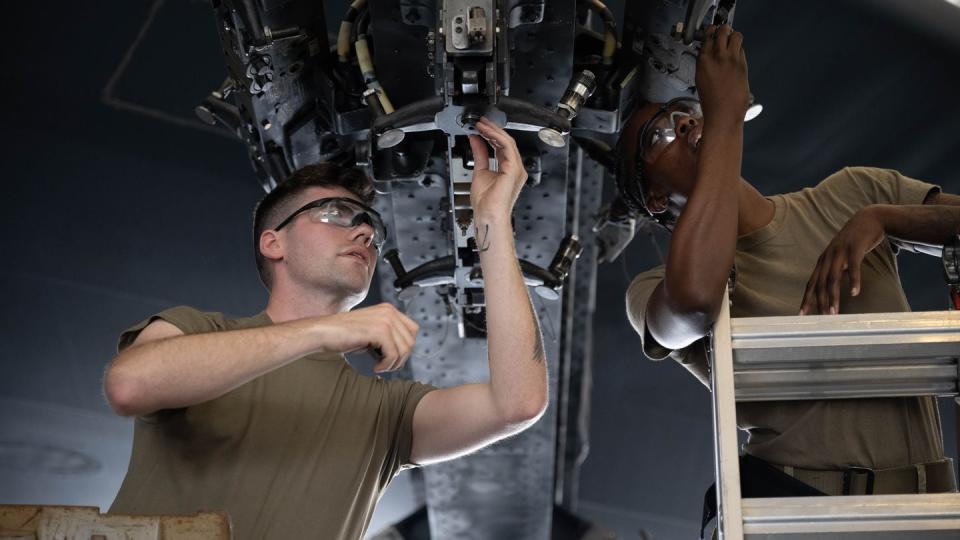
[103,303,418,417]
[800,190,960,315]
[409,117,548,465]
[646,25,751,350]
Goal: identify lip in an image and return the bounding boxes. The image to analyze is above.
[341,249,371,267]
[687,124,703,149]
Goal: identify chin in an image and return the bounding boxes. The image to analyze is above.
[343,288,370,310]
[340,274,372,298]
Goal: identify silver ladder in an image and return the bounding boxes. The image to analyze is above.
[710,291,960,539]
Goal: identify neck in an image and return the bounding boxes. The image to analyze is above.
[736,178,775,236]
[264,280,353,323]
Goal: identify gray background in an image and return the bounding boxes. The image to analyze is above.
[2,1,959,538]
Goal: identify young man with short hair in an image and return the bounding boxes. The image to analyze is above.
[104,118,548,539]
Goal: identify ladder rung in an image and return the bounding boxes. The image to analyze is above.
[734,361,959,401]
[742,493,960,538]
[731,311,960,364]
[728,311,960,401]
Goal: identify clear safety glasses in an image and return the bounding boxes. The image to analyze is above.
[636,97,703,163]
[273,197,387,250]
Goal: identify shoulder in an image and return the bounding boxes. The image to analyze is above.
[117,305,235,352]
[147,306,267,333]
[154,306,231,333]
[809,167,938,206]
[821,166,888,188]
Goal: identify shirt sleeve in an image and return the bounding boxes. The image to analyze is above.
[838,167,941,207]
[115,306,225,422]
[117,306,223,352]
[625,265,673,361]
[384,379,437,474]
[626,266,713,387]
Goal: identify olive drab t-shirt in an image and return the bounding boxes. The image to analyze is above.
[626,167,945,470]
[108,307,435,540]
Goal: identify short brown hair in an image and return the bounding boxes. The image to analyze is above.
[252,163,375,289]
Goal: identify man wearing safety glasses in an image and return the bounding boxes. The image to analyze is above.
[103,118,548,539]
[618,24,960,529]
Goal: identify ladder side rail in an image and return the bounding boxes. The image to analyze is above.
[711,288,744,540]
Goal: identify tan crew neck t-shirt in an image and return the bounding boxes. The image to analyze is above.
[626,167,945,470]
[109,306,435,540]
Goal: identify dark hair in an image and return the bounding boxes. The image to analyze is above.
[615,101,679,231]
[252,163,375,289]
[615,101,651,215]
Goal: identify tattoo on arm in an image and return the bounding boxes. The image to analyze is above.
[477,223,491,252]
[475,218,542,361]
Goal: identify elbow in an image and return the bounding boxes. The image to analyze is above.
[664,286,724,332]
[662,264,728,325]
[649,295,721,352]
[103,365,144,417]
[501,392,548,427]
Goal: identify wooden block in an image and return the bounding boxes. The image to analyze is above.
[0,505,230,540]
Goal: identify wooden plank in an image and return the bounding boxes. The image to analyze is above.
[0,505,230,540]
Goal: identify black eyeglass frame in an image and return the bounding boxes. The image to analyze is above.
[272,197,387,249]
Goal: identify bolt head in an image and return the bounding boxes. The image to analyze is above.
[537,128,566,148]
[378,128,406,149]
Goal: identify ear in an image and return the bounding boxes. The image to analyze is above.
[645,192,669,214]
[259,230,284,262]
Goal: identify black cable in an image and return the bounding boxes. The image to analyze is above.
[356,8,371,39]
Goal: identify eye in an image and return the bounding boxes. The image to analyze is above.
[681,103,702,118]
[307,206,341,222]
[351,213,374,228]
[647,129,663,149]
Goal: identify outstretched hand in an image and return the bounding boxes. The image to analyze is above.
[468,117,528,222]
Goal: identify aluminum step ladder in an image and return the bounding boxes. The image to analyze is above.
[709,292,960,539]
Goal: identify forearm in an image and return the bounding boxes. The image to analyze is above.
[105,318,325,416]
[870,204,960,245]
[664,119,743,313]
[475,213,548,423]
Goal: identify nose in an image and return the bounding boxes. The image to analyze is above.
[676,113,698,135]
[350,221,376,248]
